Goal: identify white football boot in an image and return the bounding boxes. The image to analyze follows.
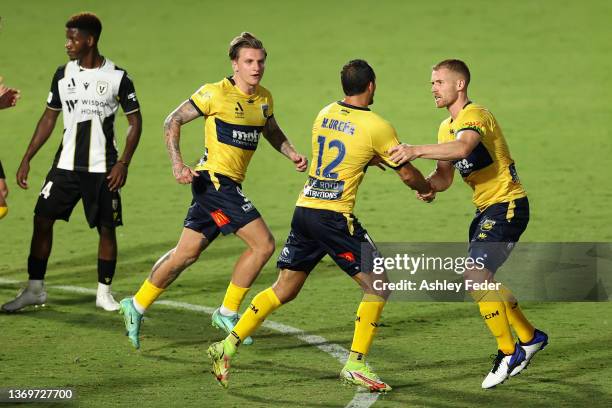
[1,280,48,312]
[95,283,120,311]
[482,345,526,389]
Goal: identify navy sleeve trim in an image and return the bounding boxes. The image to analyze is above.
[189,98,204,116]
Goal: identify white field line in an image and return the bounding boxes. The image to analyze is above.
[0,278,379,407]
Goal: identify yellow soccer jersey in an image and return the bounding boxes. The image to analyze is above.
[296,101,401,214]
[190,77,273,183]
[437,102,526,210]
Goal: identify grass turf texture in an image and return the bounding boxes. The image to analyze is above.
[1,0,611,406]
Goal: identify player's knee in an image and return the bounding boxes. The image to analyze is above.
[173,248,200,268]
[33,215,54,233]
[255,234,275,260]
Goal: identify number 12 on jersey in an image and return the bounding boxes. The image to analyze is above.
[315,136,346,179]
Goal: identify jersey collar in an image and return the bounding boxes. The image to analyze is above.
[337,101,370,111]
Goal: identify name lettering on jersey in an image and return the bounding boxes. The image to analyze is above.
[321,117,355,135]
[96,81,108,96]
[302,176,345,200]
[235,101,245,118]
[215,118,263,151]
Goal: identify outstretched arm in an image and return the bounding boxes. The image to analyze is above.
[263,116,308,172]
[163,100,201,184]
[395,162,433,198]
[388,129,481,164]
[17,108,61,189]
[107,111,142,191]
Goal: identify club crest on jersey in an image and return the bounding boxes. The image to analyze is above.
[96,81,109,96]
[261,104,270,118]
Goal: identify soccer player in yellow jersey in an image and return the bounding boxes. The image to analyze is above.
[207,59,433,392]
[389,59,548,389]
[119,33,307,348]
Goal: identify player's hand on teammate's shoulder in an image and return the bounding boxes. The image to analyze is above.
[290,152,308,172]
[107,161,129,191]
[388,143,419,165]
[172,163,199,184]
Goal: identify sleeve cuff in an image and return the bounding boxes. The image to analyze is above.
[189,98,204,116]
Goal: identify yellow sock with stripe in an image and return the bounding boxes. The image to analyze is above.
[221,281,250,315]
[133,279,165,313]
[471,289,515,355]
[349,294,385,363]
[228,287,281,346]
[499,284,535,343]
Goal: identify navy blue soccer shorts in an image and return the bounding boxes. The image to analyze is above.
[468,197,530,272]
[184,170,261,243]
[276,206,377,276]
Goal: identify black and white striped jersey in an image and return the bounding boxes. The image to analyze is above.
[47,58,140,173]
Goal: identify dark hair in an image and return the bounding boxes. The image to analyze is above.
[341,59,376,96]
[228,32,266,60]
[433,59,471,85]
[66,12,102,43]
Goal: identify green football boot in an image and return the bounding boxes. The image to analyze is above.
[207,340,237,388]
[211,308,253,345]
[340,360,392,393]
[119,298,143,349]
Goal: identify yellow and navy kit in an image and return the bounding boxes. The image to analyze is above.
[189,77,273,183]
[295,101,401,214]
[437,102,526,210]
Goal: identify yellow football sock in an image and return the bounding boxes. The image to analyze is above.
[133,279,164,312]
[222,281,250,313]
[499,284,535,343]
[230,287,281,345]
[0,206,7,219]
[472,289,515,354]
[349,294,385,361]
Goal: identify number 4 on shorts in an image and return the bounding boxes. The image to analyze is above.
[40,181,53,199]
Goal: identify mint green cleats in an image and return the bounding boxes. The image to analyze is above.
[120,298,143,349]
[211,308,253,346]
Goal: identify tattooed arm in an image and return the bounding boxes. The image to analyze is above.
[263,116,308,172]
[164,100,202,184]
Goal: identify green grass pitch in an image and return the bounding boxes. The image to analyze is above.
[1,0,611,406]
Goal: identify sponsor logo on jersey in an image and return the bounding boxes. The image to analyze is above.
[84,82,90,90]
[261,104,270,118]
[302,176,345,201]
[67,78,77,94]
[452,142,493,177]
[215,118,263,150]
[235,101,245,119]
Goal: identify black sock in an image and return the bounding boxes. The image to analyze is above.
[98,259,116,285]
[28,255,48,280]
